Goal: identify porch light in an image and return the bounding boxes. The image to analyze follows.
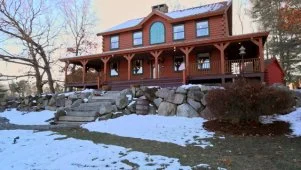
[239,45,246,77]
[239,45,246,56]
[173,46,176,52]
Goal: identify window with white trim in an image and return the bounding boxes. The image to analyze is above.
[196,21,209,37]
[110,35,119,49]
[173,24,185,40]
[133,31,143,46]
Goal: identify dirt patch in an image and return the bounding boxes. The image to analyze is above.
[203,120,292,136]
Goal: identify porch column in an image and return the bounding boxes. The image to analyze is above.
[214,42,230,74]
[100,56,111,83]
[180,46,194,84]
[150,50,163,79]
[64,61,70,84]
[124,54,135,80]
[251,38,264,72]
[80,60,88,84]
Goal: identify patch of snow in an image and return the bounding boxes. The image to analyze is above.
[0,130,192,170]
[128,101,136,106]
[194,164,211,169]
[0,109,54,125]
[167,2,225,19]
[277,108,301,136]
[126,94,133,101]
[60,89,94,97]
[147,86,160,89]
[104,18,144,32]
[83,98,89,103]
[261,108,301,136]
[181,84,223,90]
[82,114,214,147]
[218,167,228,170]
[32,100,37,103]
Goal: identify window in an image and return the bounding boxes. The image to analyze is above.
[196,21,209,37]
[150,22,165,44]
[197,53,210,70]
[110,35,119,49]
[132,59,143,75]
[173,25,185,40]
[110,61,119,76]
[174,56,184,71]
[133,31,143,46]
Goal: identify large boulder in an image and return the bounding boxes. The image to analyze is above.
[187,98,204,112]
[166,93,185,105]
[187,89,204,102]
[176,87,187,94]
[48,94,57,106]
[98,103,114,115]
[71,99,82,108]
[141,87,158,101]
[155,88,173,99]
[200,107,215,120]
[65,99,73,108]
[116,94,129,109]
[176,104,199,118]
[201,93,208,106]
[56,95,65,107]
[153,98,163,108]
[157,102,177,116]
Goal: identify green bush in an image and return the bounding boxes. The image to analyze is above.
[206,79,295,123]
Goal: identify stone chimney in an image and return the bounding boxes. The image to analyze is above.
[152,4,169,13]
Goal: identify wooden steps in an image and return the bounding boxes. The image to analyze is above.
[59,116,96,122]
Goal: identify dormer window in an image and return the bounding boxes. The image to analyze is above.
[173,24,185,40]
[133,31,143,46]
[150,22,165,44]
[196,20,209,37]
[110,35,119,49]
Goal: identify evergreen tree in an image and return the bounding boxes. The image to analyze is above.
[251,0,301,83]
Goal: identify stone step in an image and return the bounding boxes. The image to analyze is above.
[59,116,96,122]
[55,121,88,126]
[72,102,113,112]
[89,99,116,104]
[66,111,98,117]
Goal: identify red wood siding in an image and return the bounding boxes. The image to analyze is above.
[103,14,226,52]
[264,61,284,85]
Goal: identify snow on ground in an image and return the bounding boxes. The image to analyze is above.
[0,109,54,125]
[261,107,301,136]
[180,84,223,90]
[82,114,214,147]
[0,130,191,170]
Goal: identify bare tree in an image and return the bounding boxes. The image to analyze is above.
[0,0,61,94]
[60,0,97,57]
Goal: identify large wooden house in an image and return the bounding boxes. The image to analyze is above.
[60,1,269,90]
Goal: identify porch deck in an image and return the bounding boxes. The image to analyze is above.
[65,58,263,90]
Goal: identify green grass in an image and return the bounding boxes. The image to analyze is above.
[55,128,301,169]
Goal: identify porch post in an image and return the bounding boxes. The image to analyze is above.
[100,56,111,83]
[214,42,230,75]
[64,61,70,92]
[150,50,163,79]
[64,61,69,84]
[251,38,264,72]
[80,60,88,84]
[180,47,194,84]
[124,54,135,80]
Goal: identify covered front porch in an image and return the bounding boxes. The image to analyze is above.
[62,34,266,90]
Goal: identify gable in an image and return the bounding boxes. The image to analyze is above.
[98,0,231,36]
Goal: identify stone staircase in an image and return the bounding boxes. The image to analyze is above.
[55,91,121,126]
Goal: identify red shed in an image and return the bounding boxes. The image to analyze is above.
[264,57,285,85]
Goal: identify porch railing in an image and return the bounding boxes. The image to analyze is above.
[190,58,261,76]
[225,58,260,74]
[190,60,221,76]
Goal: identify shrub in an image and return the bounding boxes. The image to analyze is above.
[206,79,295,123]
